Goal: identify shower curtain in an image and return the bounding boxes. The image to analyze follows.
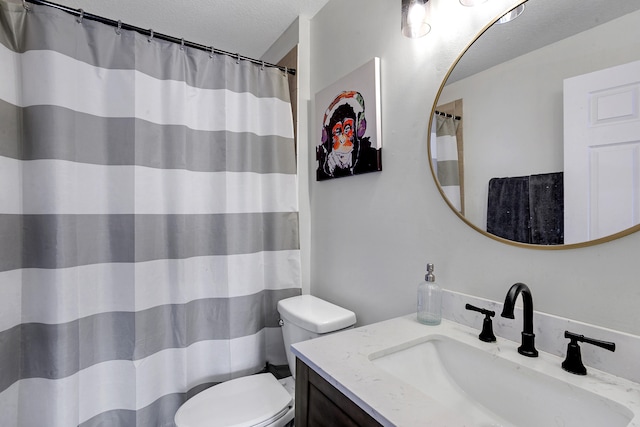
[0,1,301,426]
[431,113,462,212]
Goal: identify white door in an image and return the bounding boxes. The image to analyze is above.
[563,60,640,244]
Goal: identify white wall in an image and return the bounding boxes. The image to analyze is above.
[262,18,313,296]
[305,0,640,337]
[438,10,640,227]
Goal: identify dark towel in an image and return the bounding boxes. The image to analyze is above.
[529,172,564,245]
[486,172,564,245]
[486,176,531,244]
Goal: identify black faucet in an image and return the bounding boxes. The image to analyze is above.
[562,331,615,375]
[500,283,538,357]
[465,303,496,342]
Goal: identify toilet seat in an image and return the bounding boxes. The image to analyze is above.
[174,373,293,427]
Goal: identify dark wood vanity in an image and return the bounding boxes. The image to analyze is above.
[295,358,382,427]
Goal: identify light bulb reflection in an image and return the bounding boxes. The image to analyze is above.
[402,0,431,38]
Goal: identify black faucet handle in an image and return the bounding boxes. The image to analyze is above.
[465,303,495,317]
[465,304,496,342]
[562,330,616,375]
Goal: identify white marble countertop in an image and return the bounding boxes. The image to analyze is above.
[292,315,640,427]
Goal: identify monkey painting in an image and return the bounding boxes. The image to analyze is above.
[316,91,381,181]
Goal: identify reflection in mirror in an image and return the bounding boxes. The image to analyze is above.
[432,101,464,213]
[430,0,640,248]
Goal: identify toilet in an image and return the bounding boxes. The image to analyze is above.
[174,295,356,427]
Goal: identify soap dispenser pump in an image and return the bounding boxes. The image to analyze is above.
[417,263,442,325]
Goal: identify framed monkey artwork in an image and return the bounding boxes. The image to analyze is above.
[315,58,382,181]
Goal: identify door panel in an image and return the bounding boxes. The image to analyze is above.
[563,60,640,243]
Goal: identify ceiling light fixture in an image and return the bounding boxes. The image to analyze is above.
[498,4,526,24]
[459,0,488,6]
[402,0,431,38]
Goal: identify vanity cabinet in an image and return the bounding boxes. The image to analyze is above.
[295,358,382,427]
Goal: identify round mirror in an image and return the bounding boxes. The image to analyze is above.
[430,0,640,249]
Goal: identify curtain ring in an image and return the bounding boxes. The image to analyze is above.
[284,66,288,76]
[76,9,84,24]
[180,38,185,50]
[147,29,154,43]
[22,0,30,11]
[236,53,240,64]
[115,20,122,35]
[261,61,265,71]
[209,46,214,59]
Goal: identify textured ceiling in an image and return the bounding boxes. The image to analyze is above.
[46,0,331,60]
[33,0,640,76]
[448,0,640,83]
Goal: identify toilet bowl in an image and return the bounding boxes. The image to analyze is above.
[174,295,356,427]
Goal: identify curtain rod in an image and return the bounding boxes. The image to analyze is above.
[435,110,461,120]
[23,0,296,76]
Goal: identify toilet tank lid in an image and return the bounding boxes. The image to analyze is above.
[277,295,356,334]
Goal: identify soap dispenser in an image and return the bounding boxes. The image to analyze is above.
[417,263,442,325]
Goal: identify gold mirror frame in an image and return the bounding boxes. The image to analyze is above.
[428,0,640,250]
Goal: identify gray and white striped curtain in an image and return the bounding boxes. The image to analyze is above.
[431,114,461,212]
[0,1,301,426]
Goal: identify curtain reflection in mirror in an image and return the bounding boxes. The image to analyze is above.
[432,100,464,214]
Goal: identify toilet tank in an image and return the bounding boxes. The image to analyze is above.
[277,295,356,378]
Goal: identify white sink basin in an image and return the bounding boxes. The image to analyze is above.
[370,334,633,427]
